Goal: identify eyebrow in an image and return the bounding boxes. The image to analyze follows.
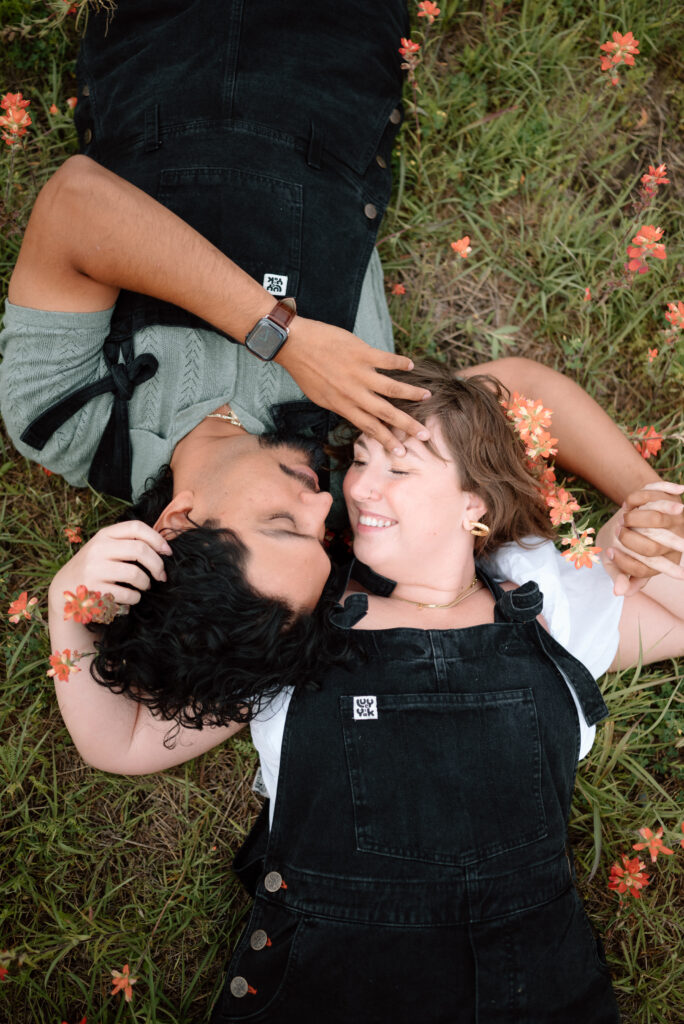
[355,438,424,461]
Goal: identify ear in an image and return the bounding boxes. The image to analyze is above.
[460,491,488,531]
[153,489,195,536]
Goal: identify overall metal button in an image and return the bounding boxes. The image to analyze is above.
[230,976,249,998]
[389,107,401,125]
[250,929,269,950]
[81,84,90,97]
[375,154,387,169]
[364,203,378,220]
[83,128,93,144]
[264,870,283,892]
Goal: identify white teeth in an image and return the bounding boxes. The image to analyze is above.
[359,514,394,528]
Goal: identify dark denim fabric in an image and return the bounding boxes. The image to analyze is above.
[213,569,620,1023]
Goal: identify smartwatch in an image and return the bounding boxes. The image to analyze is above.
[244,298,297,361]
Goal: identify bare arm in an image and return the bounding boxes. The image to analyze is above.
[48,521,244,774]
[9,154,429,454]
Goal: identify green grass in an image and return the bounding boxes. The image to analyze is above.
[1,1,683,1021]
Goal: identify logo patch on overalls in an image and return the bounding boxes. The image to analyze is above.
[263,273,288,296]
[353,696,378,720]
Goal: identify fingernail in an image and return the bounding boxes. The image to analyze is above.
[417,430,430,440]
[162,544,173,555]
[393,446,405,456]
[606,548,615,561]
[421,391,431,400]
[407,360,414,370]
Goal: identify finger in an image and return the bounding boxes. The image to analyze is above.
[373,376,432,403]
[624,507,684,529]
[619,527,672,559]
[624,489,684,512]
[99,559,156,592]
[642,481,684,495]
[99,520,173,555]
[353,413,412,457]
[370,351,415,372]
[97,538,168,581]
[97,583,146,606]
[606,546,659,580]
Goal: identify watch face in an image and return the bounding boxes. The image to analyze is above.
[245,319,288,360]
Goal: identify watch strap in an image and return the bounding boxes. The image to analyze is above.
[267,297,297,330]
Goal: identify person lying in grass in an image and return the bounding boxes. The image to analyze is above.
[48,362,682,1023]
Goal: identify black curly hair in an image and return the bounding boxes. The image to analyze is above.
[89,465,347,734]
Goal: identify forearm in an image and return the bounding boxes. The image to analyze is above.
[9,154,275,335]
[470,357,660,504]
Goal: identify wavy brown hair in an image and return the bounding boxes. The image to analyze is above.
[342,360,556,557]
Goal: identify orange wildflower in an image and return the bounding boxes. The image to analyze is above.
[583,287,591,302]
[626,225,666,274]
[398,38,421,58]
[608,854,650,899]
[64,525,83,544]
[0,92,32,146]
[451,236,472,259]
[391,283,406,295]
[640,163,669,195]
[546,487,581,527]
[561,529,601,569]
[8,591,38,623]
[63,586,118,625]
[49,103,60,115]
[664,301,684,330]
[47,649,82,682]
[417,2,441,24]
[632,826,674,864]
[111,964,138,1003]
[600,31,640,67]
[66,96,78,110]
[633,426,662,460]
[648,347,658,363]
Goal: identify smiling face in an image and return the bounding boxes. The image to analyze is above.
[158,434,333,611]
[343,418,487,587]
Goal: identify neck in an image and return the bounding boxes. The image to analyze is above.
[390,558,478,608]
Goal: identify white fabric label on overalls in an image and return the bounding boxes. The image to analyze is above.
[263,273,288,296]
[353,696,378,720]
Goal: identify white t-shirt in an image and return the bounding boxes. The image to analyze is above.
[250,540,623,822]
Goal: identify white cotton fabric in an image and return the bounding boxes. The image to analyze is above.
[250,539,624,823]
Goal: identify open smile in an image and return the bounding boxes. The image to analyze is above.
[356,512,397,531]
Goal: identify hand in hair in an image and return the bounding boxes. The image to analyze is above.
[48,520,172,609]
[598,482,684,596]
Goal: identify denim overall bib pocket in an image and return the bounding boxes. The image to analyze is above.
[212,567,620,1023]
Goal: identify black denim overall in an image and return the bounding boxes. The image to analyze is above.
[21,1,409,499]
[212,566,620,1023]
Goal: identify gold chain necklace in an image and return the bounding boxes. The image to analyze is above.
[388,575,482,610]
[205,405,245,429]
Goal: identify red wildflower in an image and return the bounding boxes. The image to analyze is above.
[451,236,472,259]
[648,347,658,363]
[626,225,666,274]
[47,649,82,682]
[49,103,60,115]
[561,529,601,569]
[640,163,669,196]
[66,97,78,110]
[583,287,591,302]
[600,31,640,67]
[0,966,8,982]
[61,1018,86,1024]
[63,586,118,625]
[398,38,421,58]
[632,826,674,864]
[633,426,662,460]
[608,854,650,899]
[64,525,83,544]
[546,487,580,527]
[0,94,32,147]
[417,2,441,24]
[664,301,684,330]
[391,283,406,295]
[1,92,30,111]
[111,964,138,1003]
[680,822,684,849]
[40,465,53,476]
[8,591,38,623]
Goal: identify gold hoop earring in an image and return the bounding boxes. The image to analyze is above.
[467,520,490,538]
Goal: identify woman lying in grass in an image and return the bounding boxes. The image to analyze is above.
[48,362,683,1022]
